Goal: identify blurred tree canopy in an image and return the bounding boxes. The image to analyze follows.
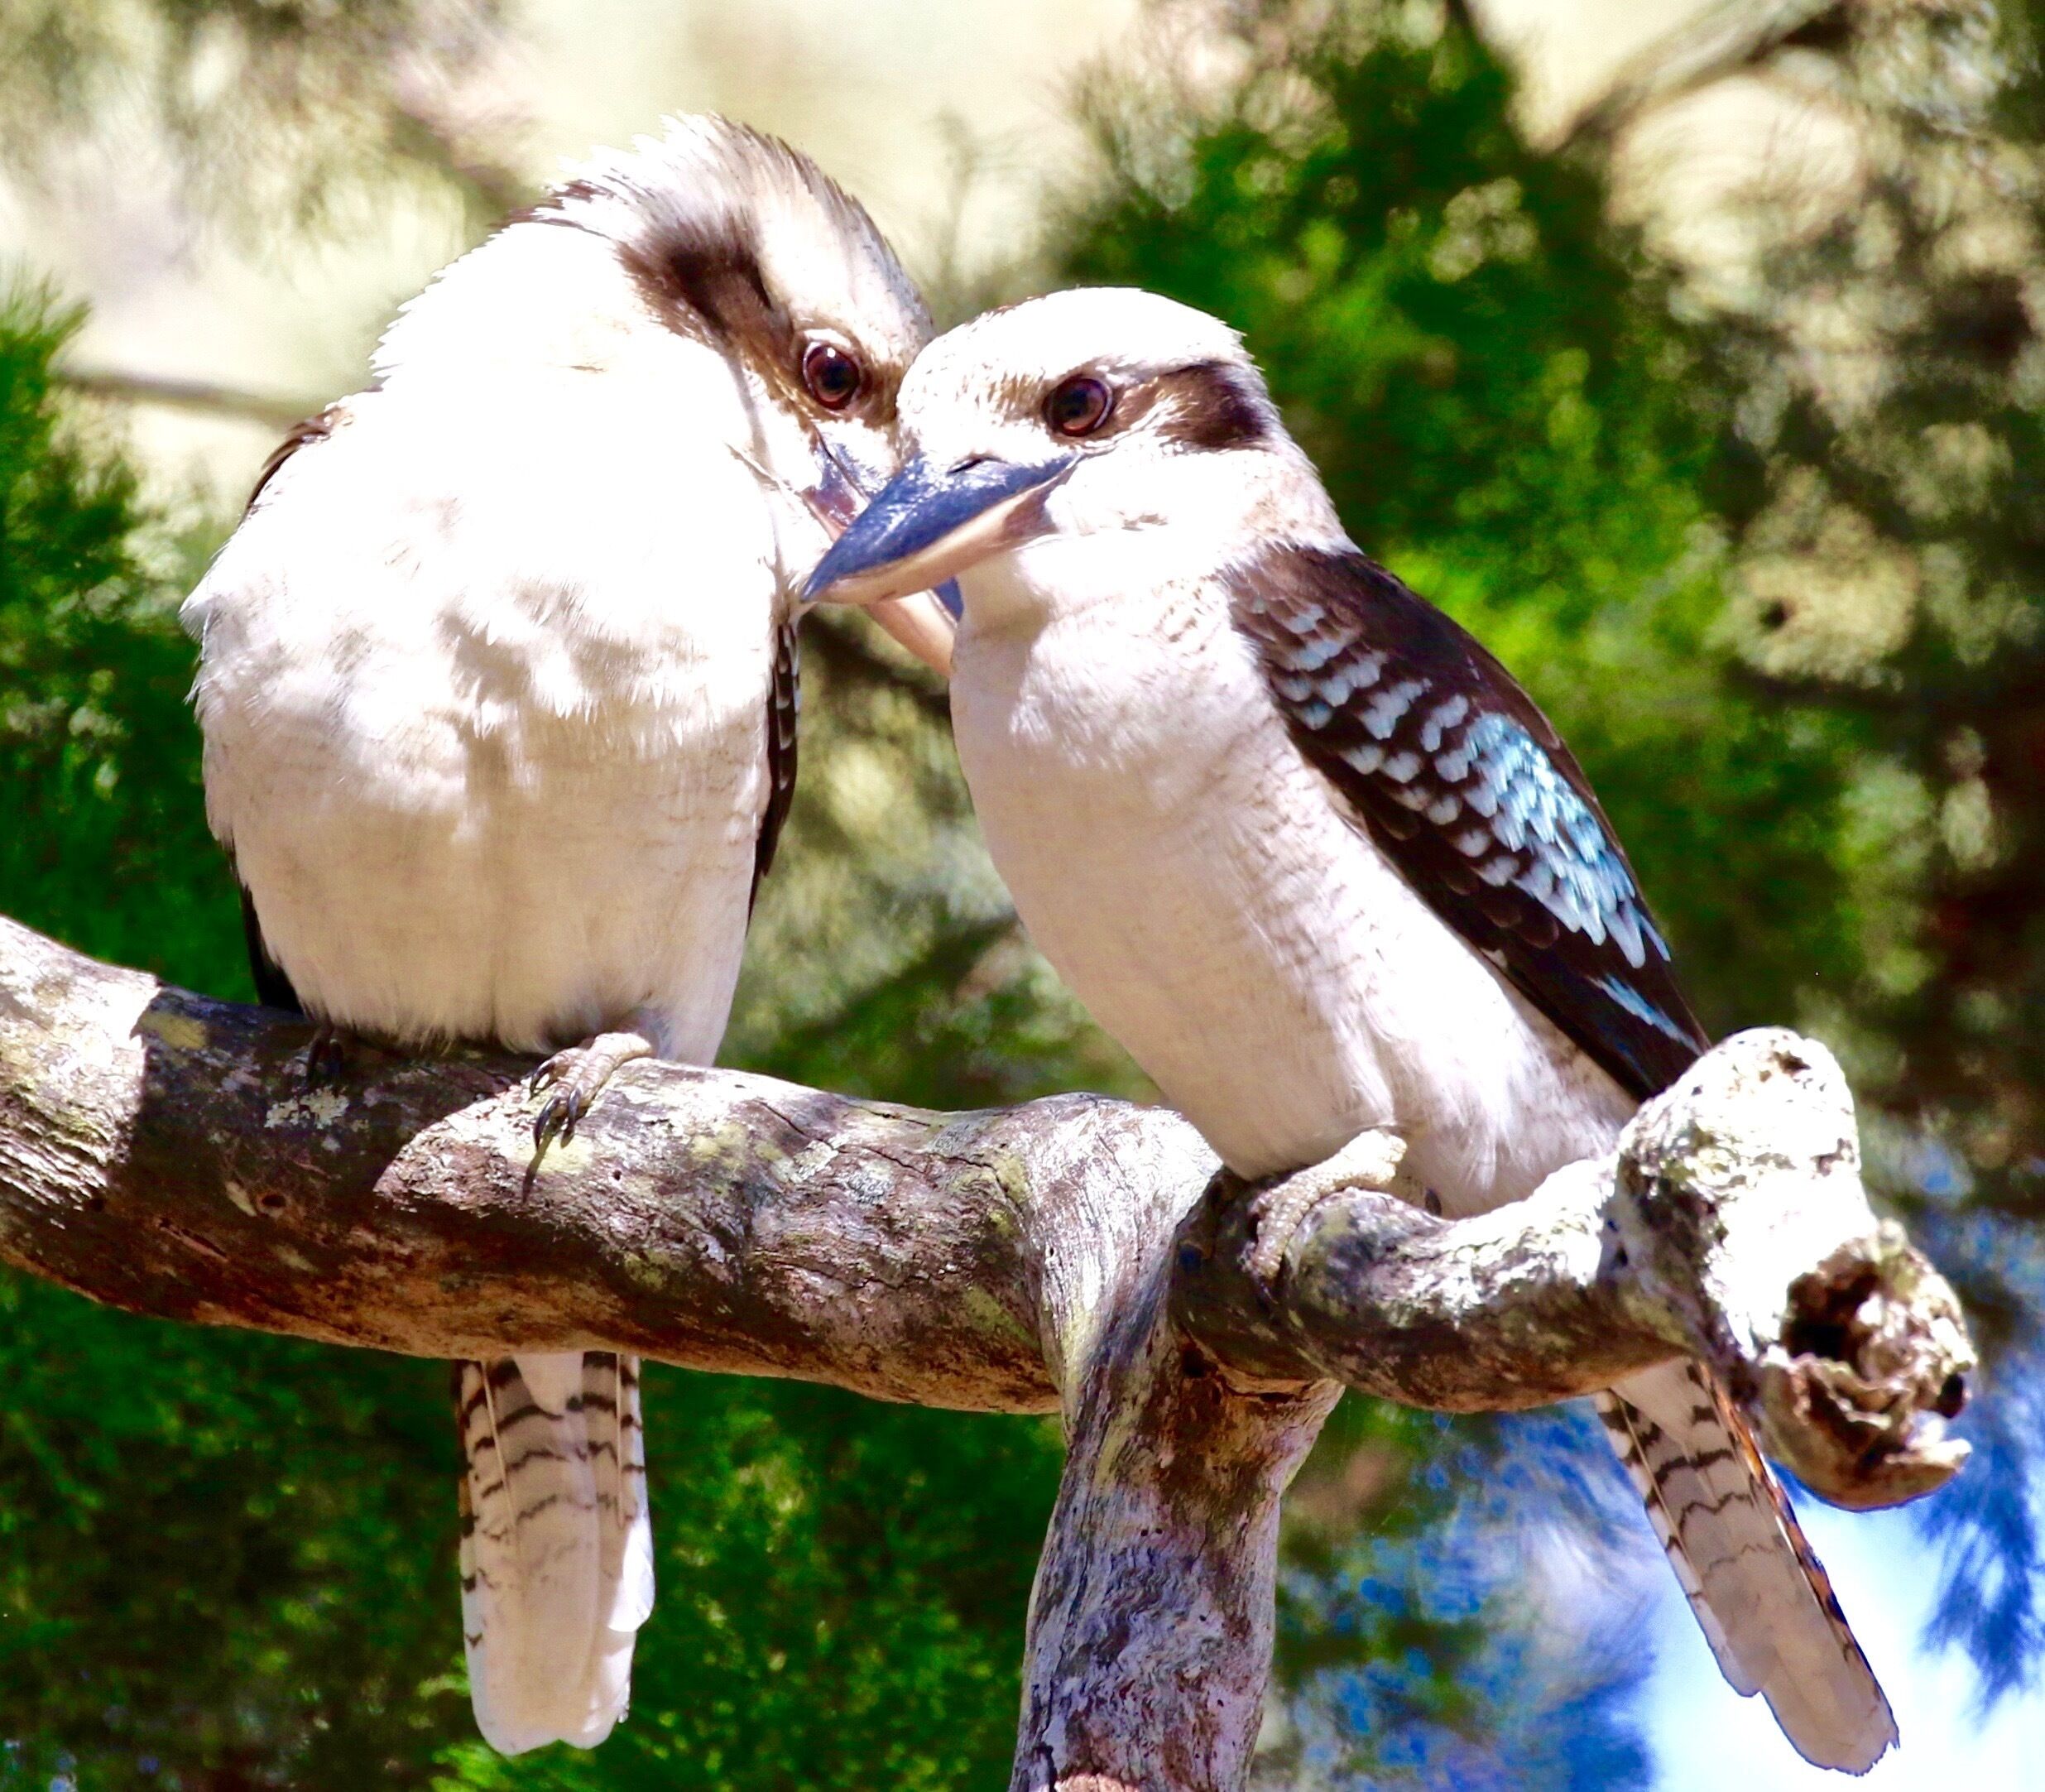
[2,0,2043,1788]
[1617,0,2045,1698]
[0,0,523,227]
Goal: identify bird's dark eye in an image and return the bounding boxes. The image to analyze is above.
[801,340,863,411]
[1045,375,1113,437]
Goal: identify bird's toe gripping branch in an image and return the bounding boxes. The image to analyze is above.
[529,1029,658,1149]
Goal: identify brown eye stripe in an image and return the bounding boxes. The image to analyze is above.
[620,215,797,377]
[511,120,933,423]
[1015,360,1270,450]
[617,219,908,422]
[1147,362,1270,451]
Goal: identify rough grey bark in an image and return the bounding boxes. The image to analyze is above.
[0,915,1976,1791]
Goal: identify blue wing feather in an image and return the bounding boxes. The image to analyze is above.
[1227,545,1707,1100]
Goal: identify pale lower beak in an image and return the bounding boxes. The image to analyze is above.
[868,589,956,677]
[799,444,957,675]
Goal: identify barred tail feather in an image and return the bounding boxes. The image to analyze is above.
[1600,1360,1896,1775]
[455,1351,654,1755]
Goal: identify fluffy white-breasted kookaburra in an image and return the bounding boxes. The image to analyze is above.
[182,117,948,1755]
[806,286,1896,1774]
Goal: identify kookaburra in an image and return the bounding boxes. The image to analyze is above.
[182,117,948,1755]
[806,286,1896,1773]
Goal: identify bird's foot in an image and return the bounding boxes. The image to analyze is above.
[1246,1127,1430,1285]
[529,1031,657,1149]
[304,1023,352,1088]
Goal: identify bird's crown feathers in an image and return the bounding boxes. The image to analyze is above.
[900,286,1264,443]
[373,115,929,400]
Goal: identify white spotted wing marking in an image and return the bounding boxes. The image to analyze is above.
[1227,544,1708,1099]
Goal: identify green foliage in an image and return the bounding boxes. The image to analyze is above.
[1683,1,2045,1184]
[0,1277,464,1789]
[0,284,247,999]
[0,1265,1059,1790]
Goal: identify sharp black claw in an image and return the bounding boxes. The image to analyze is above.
[305,1026,348,1088]
[530,1084,583,1151]
[525,1037,628,1164]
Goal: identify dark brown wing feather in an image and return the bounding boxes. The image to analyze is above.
[1227,545,1707,1100]
[751,618,800,909]
[246,405,344,512]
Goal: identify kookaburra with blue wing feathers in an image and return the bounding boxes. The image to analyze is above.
[807,286,1897,1774]
[182,117,950,1756]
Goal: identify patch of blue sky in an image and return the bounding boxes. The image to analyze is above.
[1644,1495,2045,1790]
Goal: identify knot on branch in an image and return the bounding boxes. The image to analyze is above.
[1614,1028,1973,1506]
[1763,1221,1975,1509]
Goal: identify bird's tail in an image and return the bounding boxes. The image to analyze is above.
[1598,1359,1895,1774]
[455,1351,655,1755]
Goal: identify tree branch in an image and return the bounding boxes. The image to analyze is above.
[54,367,320,430]
[1169,1041,1972,1507]
[1557,0,1847,146]
[0,915,1975,1790]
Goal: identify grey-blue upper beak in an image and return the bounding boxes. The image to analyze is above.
[803,453,1077,606]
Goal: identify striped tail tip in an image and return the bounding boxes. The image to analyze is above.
[455,1349,655,1753]
[1601,1361,1897,1775]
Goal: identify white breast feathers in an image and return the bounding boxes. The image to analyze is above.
[184,359,788,1060]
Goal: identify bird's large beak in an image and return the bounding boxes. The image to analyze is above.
[804,454,1078,609]
[798,442,959,677]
